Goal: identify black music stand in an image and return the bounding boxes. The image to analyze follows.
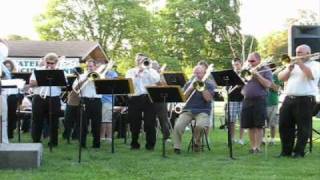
[11,72,31,84]
[163,72,187,87]
[114,95,129,144]
[146,85,185,157]
[34,70,66,152]
[94,78,134,154]
[12,73,31,142]
[212,69,244,159]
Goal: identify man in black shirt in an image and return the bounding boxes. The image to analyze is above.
[227,58,245,144]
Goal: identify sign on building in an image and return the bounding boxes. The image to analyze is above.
[11,57,80,74]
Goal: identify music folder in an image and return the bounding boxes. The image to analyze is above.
[65,75,77,91]
[211,69,244,87]
[34,70,67,87]
[11,72,32,84]
[94,78,134,95]
[162,72,187,87]
[146,85,185,103]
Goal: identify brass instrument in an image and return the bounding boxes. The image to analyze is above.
[142,58,151,69]
[239,57,273,81]
[74,60,114,94]
[281,52,320,65]
[174,64,214,114]
[250,52,320,77]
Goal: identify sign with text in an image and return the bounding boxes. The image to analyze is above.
[10,57,80,74]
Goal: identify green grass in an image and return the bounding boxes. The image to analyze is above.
[1,103,320,180]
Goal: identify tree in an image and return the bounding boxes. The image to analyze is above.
[157,0,243,70]
[34,0,155,62]
[258,31,287,62]
[6,34,30,40]
[258,9,319,63]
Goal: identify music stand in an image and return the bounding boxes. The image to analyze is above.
[163,72,187,87]
[114,95,129,144]
[146,85,185,157]
[212,69,244,159]
[34,70,66,152]
[11,72,31,84]
[94,78,134,154]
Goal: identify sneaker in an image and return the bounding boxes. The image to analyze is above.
[237,139,245,145]
[193,144,201,152]
[130,143,140,150]
[174,148,181,154]
[249,149,255,154]
[269,141,275,146]
[100,137,106,141]
[255,148,262,153]
[165,138,172,143]
[106,138,112,144]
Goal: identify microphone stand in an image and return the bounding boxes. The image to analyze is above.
[76,74,85,163]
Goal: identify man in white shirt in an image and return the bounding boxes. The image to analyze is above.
[125,53,160,150]
[278,44,320,158]
[72,59,102,148]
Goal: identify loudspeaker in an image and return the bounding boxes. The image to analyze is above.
[289,25,320,56]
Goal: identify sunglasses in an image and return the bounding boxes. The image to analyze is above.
[46,62,56,65]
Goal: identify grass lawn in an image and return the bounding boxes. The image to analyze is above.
[1,103,320,180]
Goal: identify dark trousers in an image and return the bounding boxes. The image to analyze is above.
[279,96,316,156]
[128,95,156,148]
[114,111,128,138]
[154,103,170,139]
[7,94,18,138]
[32,95,61,145]
[63,105,80,140]
[80,98,102,148]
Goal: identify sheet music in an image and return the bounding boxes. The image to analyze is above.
[1,79,26,95]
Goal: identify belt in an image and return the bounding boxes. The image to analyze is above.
[286,95,314,100]
[244,96,265,101]
[82,97,100,100]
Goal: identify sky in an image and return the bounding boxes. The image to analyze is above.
[0,0,319,40]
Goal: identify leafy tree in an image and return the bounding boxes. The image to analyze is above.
[34,0,155,64]
[258,31,287,62]
[6,34,30,40]
[157,0,244,70]
[258,9,319,64]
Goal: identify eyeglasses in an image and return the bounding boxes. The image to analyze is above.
[46,62,56,65]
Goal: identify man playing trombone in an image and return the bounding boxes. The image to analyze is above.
[173,65,215,154]
[125,53,160,150]
[278,44,320,158]
[241,52,272,154]
[72,58,102,148]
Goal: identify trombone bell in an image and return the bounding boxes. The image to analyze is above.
[193,81,206,92]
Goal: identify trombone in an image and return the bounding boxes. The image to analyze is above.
[174,64,214,114]
[73,60,114,94]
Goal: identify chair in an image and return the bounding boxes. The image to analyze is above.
[187,119,211,152]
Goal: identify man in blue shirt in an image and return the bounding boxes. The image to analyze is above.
[173,65,215,154]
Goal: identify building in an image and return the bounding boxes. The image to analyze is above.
[7,41,108,74]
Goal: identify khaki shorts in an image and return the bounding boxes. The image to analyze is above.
[102,102,112,123]
[267,105,278,127]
